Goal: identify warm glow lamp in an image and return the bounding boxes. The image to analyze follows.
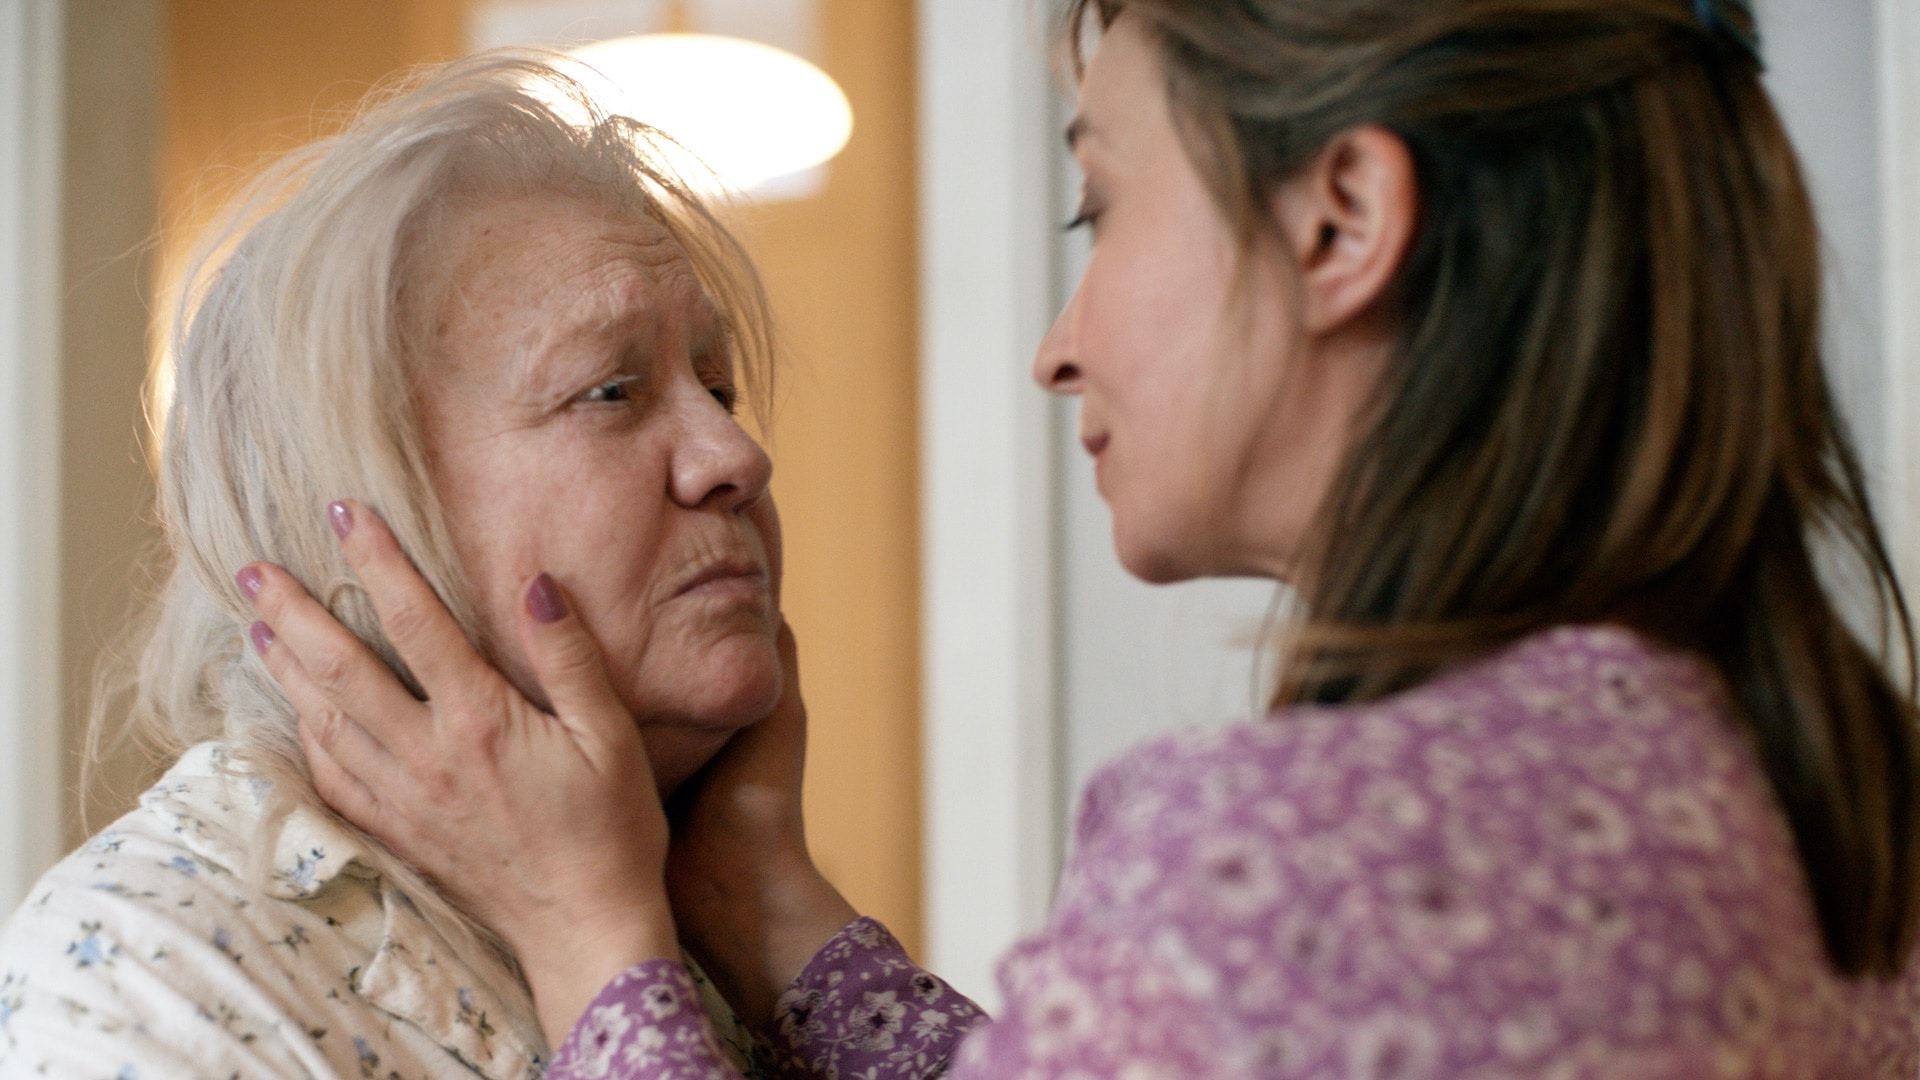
[566,32,853,196]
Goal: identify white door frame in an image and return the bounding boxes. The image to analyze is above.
[918,0,1063,1008]
[1882,0,1920,601]
[0,0,66,912]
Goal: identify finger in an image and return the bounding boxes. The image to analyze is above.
[751,493,784,607]
[299,719,388,839]
[515,573,637,749]
[250,612,412,789]
[241,561,429,753]
[326,499,488,698]
[768,618,806,729]
[253,615,415,849]
[775,619,800,692]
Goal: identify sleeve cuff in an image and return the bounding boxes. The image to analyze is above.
[760,917,986,1079]
[547,959,736,1080]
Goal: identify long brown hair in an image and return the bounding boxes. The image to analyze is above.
[1064,0,1920,978]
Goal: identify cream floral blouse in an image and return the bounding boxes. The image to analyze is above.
[0,744,757,1080]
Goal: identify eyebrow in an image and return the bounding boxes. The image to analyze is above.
[509,300,647,396]
[514,285,728,404]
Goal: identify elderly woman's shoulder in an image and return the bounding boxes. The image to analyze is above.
[4,744,281,937]
[0,743,404,1079]
[8,744,309,923]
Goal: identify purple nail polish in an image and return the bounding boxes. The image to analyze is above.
[250,621,275,654]
[328,501,354,540]
[527,573,568,624]
[236,565,264,602]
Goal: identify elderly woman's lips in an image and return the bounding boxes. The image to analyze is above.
[674,560,767,599]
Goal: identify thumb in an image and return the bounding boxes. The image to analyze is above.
[517,573,634,747]
[767,618,806,734]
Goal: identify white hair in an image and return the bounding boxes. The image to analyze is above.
[92,50,778,1015]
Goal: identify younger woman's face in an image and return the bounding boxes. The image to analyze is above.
[1034,13,1383,586]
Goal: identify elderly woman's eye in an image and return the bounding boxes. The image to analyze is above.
[709,382,739,413]
[582,378,635,404]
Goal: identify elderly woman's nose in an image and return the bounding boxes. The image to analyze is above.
[670,400,773,511]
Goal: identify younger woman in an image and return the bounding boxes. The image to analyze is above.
[246,0,1920,1075]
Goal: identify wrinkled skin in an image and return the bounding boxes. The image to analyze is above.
[411,192,785,792]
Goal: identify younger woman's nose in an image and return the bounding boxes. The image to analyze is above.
[1033,289,1086,395]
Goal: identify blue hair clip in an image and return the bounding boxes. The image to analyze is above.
[1693,0,1766,68]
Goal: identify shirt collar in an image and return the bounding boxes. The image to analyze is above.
[154,744,548,1080]
[352,880,547,1080]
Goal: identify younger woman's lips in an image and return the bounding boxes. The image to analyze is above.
[1082,432,1110,457]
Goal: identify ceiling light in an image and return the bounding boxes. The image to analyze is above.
[565,32,851,197]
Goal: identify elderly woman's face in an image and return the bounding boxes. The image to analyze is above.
[412,192,781,792]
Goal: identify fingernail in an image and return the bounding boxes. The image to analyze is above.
[527,573,568,624]
[235,565,264,603]
[250,621,275,654]
[328,501,354,540]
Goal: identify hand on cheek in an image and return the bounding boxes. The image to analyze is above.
[241,501,681,1049]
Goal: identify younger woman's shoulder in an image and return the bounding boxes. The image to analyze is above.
[1045,625,1908,1073]
[1060,622,1801,943]
[1074,623,1735,842]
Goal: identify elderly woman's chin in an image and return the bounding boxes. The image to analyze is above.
[631,629,784,793]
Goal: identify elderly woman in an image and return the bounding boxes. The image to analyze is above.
[0,54,784,1079]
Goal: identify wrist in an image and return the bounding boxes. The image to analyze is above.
[759,860,859,986]
[675,853,856,1029]
[514,896,681,1049]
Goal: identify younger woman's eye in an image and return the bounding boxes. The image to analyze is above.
[1064,195,1101,233]
[708,382,740,414]
[582,377,637,404]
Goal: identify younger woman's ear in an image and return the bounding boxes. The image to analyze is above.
[1269,125,1419,337]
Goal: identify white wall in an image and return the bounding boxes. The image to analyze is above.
[0,0,66,913]
[918,0,1064,1009]
[1757,0,1920,646]
[1757,0,1886,485]
[1881,0,1920,602]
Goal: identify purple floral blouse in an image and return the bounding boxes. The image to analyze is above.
[546,626,1920,1080]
